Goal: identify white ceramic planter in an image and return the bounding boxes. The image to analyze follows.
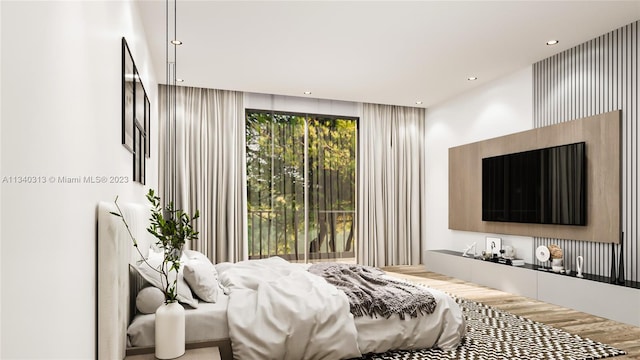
[551,258,564,272]
[155,302,185,359]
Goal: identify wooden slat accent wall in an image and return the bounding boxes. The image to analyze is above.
[532,20,638,282]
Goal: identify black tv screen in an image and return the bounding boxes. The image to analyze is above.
[482,142,586,225]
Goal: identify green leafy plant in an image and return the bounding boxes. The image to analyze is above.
[111,189,200,303]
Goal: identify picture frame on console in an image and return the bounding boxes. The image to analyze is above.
[485,236,502,256]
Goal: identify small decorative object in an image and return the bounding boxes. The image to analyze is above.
[610,242,617,284]
[617,232,625,285]
[511,259,525,266]
[535,245,550,267]
[548,244,564,273]
[462,242,477,257]
[551,259,564,272]
[547,244,563,259]
[485,237,502,256]
[503,245,515,259]
[576,255,584,278]
[548,244,564,272]
[155,302,185,359]
[112,189,200,359]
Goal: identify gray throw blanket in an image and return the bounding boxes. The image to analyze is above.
[308,263,437,319]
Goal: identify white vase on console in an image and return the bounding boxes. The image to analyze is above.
[576,255,584,278]
[155,301,185,359]
[551,258,564,273]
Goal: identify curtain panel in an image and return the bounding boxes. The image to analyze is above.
[159,85,247,263]
[357,103,426,266]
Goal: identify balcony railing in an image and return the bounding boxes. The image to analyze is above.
[248,209,355,261]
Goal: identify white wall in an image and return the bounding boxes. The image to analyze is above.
[424,67,535,263]
[1,1,158,359]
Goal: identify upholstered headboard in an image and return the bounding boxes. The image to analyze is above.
[97,201,152,360]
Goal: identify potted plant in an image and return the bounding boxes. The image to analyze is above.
[111,189,199,359]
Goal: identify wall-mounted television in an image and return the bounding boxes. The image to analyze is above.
[482,142,586,226]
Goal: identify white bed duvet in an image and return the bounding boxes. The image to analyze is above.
[220,257,362,360]
[219,257,466,359]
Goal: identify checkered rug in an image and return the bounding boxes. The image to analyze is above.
[360,296,626,360]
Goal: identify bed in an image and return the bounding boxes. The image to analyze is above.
[97,200,465,360]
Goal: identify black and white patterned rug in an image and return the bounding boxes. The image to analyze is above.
[359,296,626,360]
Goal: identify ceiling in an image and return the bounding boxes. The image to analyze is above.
[136,1,640,108]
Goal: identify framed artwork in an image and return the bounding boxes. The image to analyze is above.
[134,67,145,132]
[485,236,502,256]
[141,138,146,184]
[134,122,146,184]
[121,38,135,153]
[122,37,150,184]
[145,93,150,158]
[133,123,140,183]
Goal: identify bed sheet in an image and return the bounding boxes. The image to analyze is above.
[127,293,230,347]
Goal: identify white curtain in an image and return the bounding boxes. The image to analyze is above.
[159,85,247,263]
[357,103,425,266]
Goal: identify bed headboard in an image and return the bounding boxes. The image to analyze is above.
[97,200,152,360]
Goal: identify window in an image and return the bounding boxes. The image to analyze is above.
[246,110,357,262]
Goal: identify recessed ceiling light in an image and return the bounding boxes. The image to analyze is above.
[546,40,559,46]
[176,78,184,82]
[303,91,312,95]
[171,40,183,45]
[467,76,478,81]
[415,101,423,105]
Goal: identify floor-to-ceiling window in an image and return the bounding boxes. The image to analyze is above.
[246,110,357,262]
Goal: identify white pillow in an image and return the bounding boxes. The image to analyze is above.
[135,252,198,308]
[183,249,207,261]
[183,254,219,303]
[136,286,165,314]
[183,259,219,303]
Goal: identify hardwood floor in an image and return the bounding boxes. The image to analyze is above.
[383,265,640,359]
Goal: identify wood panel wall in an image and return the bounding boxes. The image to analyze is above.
[449,110,621,243]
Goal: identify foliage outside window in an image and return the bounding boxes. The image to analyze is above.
[246,110,357,262]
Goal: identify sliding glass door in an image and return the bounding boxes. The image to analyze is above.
[246,110,357,262]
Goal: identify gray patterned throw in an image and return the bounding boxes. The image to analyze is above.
[308,263,436,319]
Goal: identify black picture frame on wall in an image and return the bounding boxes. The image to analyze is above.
[134,67,145,133]
[145,93,150,158]
[134,122,146,185]
[133,123,140,182]
[122,37,150,184]
[121,38,135,153]
[133,67,147,184]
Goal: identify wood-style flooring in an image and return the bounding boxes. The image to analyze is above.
[382,265,640,359]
